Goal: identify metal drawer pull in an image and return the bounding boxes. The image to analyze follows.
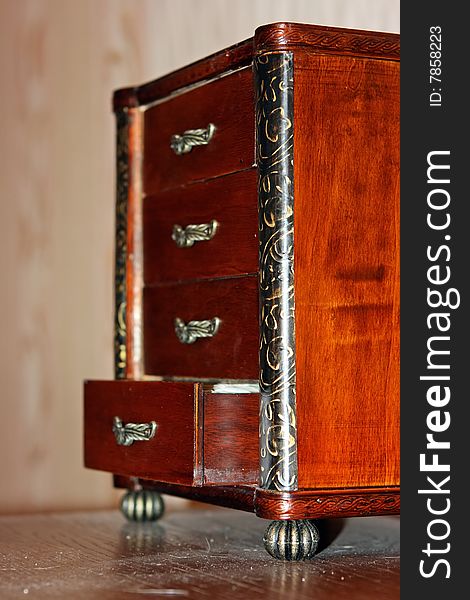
[174,317,220,344]
[170,123,216,155]
[113,416,157,447]
[172,220,218,248]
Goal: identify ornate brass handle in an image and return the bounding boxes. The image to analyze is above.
[174,317,221,344]
[112,416,157,447]
[172,220,218,248]
[170,123,216,155]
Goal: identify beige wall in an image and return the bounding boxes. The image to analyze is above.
[0,0,399,513]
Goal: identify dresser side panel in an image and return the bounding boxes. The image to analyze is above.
[293,52,400,489]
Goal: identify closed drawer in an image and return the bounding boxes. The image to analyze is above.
[143,169,258,285]
[84,381,200,485]
[143,67,254,194]
[143,276,259,380]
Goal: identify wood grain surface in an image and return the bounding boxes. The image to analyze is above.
[293,53,400,490]
[0,508,400,600]
[143,276,259,380]
[143,169,258,285]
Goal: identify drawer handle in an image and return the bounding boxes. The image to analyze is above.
[174,317,220,344]
[170,123,216,155]
[112,416,157,447]
[172,220,218,248]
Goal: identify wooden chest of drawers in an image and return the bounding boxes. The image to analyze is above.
[84,22,400,560]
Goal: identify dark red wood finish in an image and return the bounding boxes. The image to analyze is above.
[84,381,201,485]
[113,23,399,112]
[143,169,258,285]
[143,276,259,380]
[96,24,402,524]
[293,53,400,490]
[143,67,255,195]
[203,391,259,485]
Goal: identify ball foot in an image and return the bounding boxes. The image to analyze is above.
[263,519,320,560]
[120,490,164,522]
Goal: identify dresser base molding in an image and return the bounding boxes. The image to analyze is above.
[254,487,400,520]
[113,476,399,521]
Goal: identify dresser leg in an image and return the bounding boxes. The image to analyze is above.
[119,490,165,522]
[263,520,320,560]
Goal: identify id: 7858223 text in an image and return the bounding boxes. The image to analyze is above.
[429,26,442,107]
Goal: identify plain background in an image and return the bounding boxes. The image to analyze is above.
[0,0,399,514]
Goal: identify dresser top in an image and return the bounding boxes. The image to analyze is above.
[113,22,400,111]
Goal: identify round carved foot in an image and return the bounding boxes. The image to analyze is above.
[263,520,320,560]
[120,490,164,522]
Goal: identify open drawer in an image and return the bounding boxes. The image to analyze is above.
[84,380,202,485]
[84,380,260,487]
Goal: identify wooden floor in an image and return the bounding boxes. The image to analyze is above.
[0,506,399,599]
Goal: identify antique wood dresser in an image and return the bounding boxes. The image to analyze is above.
[84,22,400,560]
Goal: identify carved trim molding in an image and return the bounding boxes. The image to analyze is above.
[114,110,128,379]
[255,23,400,61]
[255,487,401,520]
[255,52,298,492]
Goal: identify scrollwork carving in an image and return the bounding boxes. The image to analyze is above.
[114,110,129,379]
[255,52,298,491]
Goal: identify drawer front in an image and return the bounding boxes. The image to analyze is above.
[143,277,259,380]
[143,67,254,194]
[84,381,199,485]
[144,169,258,285]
